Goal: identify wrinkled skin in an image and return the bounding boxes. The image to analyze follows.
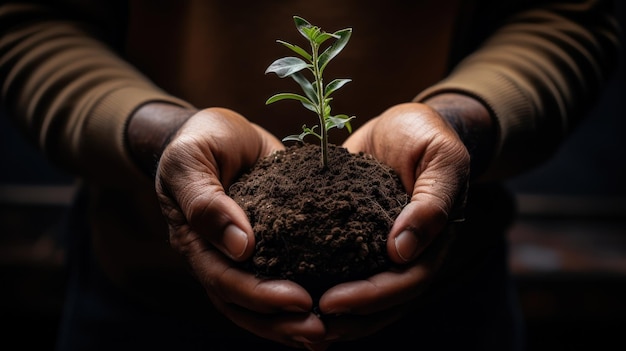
[155,108,325,348]
[315,102,470,349]
[154,103,470,349]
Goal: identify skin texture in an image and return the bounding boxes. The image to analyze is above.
[126,93,493,349]
[152,108,326,347]
[315,102,470,347]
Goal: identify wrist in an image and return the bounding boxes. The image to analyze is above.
[125,102,198,178]
[421,93,496,179]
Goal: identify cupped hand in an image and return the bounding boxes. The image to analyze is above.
[315,102,471,344]
[155,107,326,347]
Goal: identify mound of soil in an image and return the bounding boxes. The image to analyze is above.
[228,143,408,299]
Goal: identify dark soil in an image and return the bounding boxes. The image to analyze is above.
[228,143,408,299]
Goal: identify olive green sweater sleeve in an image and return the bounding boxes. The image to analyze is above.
[415,0,622,180]
[0,3,194,186]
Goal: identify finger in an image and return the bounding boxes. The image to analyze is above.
[387,199,447,263]
[317,265,429,316]
[213,301,326,348]
[187,241,314,314]
[157,109,278,261]
[198,248,326,347]
[186,189,255,261]
[320,304,407,343]
[318,227,453,316]
[387,133,469,263]
[156,120,257,261]
[157,165,255,261]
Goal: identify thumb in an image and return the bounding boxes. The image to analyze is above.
[156,164,256,263]
[387,195,449,264]
[387,147,469,264]
[192,191,256,262]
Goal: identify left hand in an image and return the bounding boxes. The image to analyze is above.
[154,108,326,347]
[312,102,471,347]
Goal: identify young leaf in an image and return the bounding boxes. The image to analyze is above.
[313,32,339,46]
[283,125,320,142]
[265,57,310,78]
[294,16,313,38]
[323,101,331,116]
[303,124,321,138]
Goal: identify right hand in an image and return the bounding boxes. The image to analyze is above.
[155,107,326,347]
[307,102,470,347]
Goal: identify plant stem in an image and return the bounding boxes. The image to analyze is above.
[312,41,328,168]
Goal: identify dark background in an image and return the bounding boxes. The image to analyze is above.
[1,3,625,350]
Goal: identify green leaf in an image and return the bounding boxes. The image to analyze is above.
[294,16,313,38]
[300,99,318,113]
[277,40,312,61]
[313,32,339,46]
[266,92,317,112]
[282,124,321,142]
[282,134,306,142]
[324,99,332,118]
[302,125,322,139]
[294,16,322,42]
[265,57,310,78]
[326,114,355,132]
[307,26,322,41]
[290,72,318,104]
[265,92,313,106]
[318,28,352,73]
[324,78,351,98]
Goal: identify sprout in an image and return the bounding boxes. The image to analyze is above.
[265,16,355,168]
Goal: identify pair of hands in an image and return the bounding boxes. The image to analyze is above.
[147,98,479,349]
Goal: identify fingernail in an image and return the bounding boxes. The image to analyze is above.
[395,229,419,262]
[223,224,248,259]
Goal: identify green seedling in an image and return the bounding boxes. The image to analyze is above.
[265,16,355,168]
